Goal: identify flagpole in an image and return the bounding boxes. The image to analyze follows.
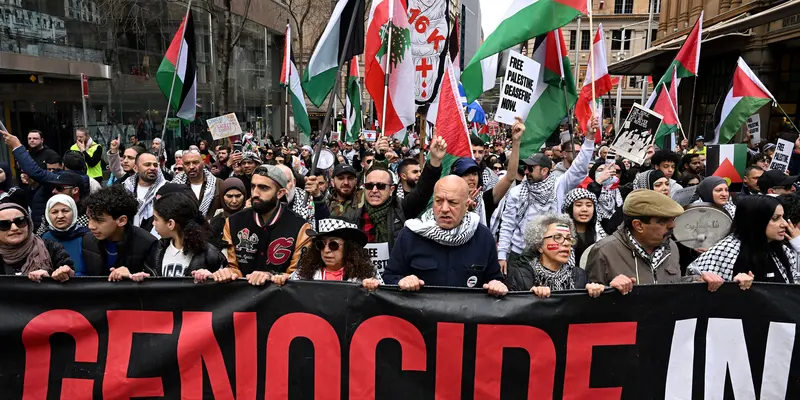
[588,10,596,134]
[664,81,687,141]
[555,29,577,149]
[311,0,362,173]
[686,77,698,142]
[777,104,800,135]
[285,20,291,142]
[159,0,192,164]
[379,0,395,135]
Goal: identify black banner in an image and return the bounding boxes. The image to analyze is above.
[2,278,800,399]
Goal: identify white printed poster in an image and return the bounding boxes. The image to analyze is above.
[494,50,541,125]
[206,113,242,140]
[365,243,389,276]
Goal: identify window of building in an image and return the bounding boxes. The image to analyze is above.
[650,29,658,43]
[569,30,577,50]
[614,0,633,14]
[651,0,661,13]
[629,76,639,89]
[611,30,632,50]
[581,30,590,50]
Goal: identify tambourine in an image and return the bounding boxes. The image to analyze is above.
[672,202,732,249]
[316,148,336,171]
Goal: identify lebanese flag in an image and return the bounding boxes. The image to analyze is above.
[713,57,775,144]
[574,25,612,143]
[156,9,196,121]
[652,66,680,141]
[280,25,311,137]
[365,0,415,135]
[435,58,472,175]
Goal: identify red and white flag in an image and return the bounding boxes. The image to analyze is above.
[575,24,612,143]
[365,0,415,135]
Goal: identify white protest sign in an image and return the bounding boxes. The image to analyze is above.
[206,113,242,140]
[365,243,390,276]
[494,50,541,125]
[769,138,794,173]
[363,130,377,141]
[610,103,664,165]
[746,114,761,143]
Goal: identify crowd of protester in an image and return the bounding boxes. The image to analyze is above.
[4,118,800,297]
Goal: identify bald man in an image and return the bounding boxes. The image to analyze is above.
[383,175,508,295]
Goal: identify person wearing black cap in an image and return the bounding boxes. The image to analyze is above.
[45,171,84,203]
[215,165,312,284]
[758,169,798,195]
[326,163,363,223]
[688,136,706,156]
[497,119,597,275]
[451,116,523,225]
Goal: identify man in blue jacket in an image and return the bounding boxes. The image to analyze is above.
[383,175,507,296]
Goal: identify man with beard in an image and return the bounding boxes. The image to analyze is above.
[497,119,597,276]
[171,150,222,218]
[214,146,231,178]
[471,136,499,191]
[326,164,362,223]
[383,176,507,296]
[397,158,421,198]
[681,153,704,177]
[215,165,312,285]
[27,130,59,170]
[122,152,166,232]
[107,135,144,186]
[235,151,259,197]
[357,136,446,250]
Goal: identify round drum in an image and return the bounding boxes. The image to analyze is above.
[673,202,732,250]
[316,149,336,170]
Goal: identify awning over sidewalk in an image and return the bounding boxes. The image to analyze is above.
[608,0,800,75]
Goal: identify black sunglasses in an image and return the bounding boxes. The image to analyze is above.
[364,182,389,191]
[47,168,62,173]
[493,166,502,171]
[0,216,28,232]
[315,240,341,251]
[53,185,73,192]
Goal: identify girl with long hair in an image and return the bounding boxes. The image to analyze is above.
[148,193,226,278]
[689,195,790,285]
[562,188,606,262]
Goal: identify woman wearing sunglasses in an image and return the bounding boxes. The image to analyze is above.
[507,213,605,297]
[0,203,74,282]
[272,218,381,290]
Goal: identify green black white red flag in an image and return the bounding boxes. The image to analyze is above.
[156,9,197,121]
[345,56,362,143]
[280,24,312,137]
[712,57,775,145]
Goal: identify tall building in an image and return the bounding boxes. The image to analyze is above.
[460,0,482,67]
[0,0,288,161]
[610,0,800,142]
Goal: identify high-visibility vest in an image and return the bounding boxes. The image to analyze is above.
[70,142,103,179]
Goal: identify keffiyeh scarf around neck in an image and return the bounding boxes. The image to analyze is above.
[406,209,480,247]
[516,173,557,221]
[289,187,315,227]
[688,235,795,282]
[530,255,576,291]
[626,228,668,269]
[482,167,499,191]
[171,169,217,216]
[123,172,165,226]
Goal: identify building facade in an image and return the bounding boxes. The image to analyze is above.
[0,0,288,161]
[610,0,800,142]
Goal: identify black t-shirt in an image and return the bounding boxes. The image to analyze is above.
[482,189,497,223]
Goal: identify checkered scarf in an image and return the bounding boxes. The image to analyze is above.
[562,188,607,240]
[597,188,623,220]
[688,235,795,281]
[406,210,480,247]
[516,173,557,221]
[482,167,499,191]
[171,169,217,216]
[289,187,315,227]
[626,228,668,270]
[530,253,576,291]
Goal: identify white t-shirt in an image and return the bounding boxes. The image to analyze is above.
[161,241,193,277]
[191,183,202,199]
[136,184,149,201]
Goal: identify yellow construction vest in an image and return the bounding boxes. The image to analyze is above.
[70,142,103,179]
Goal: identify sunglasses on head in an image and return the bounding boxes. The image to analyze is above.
[315,239,341,251]
[0,216,28,232]
[364,182,389,191]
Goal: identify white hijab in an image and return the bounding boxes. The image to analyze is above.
[45,194,78,231]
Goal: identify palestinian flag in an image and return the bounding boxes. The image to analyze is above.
[713,57,775,145]
[302,0,365,107]
[156,9,197,121]
[706,144,747,184]
[345,56,362,143]
[645,11,702,107]
[523,28,577,158]
[653,66,680,141]
[461,0,587,103]
[280,25,311,137]
[436,58,472,175]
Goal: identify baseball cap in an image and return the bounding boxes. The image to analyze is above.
[758,170,799,194]
[451,157,481,176]
[521,153,553,170]
[332,164,357,178]
[45,171,84,188]
[695,136,705,142]
[253,164,289,188]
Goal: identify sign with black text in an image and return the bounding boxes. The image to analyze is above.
[610,103,664,165]
[747,114,761,143]
[494,50,540,125]
[3,278,800,399]
[770,138,794,173]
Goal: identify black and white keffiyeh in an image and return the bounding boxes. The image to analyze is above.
[688,235,796,281]
[626,228,668,269]
[633,170,656,190]
[171,169,217,216]
[123,171,166,226]
[530,254,576,291]
[405,209,480,247]
[597,188,623,219]
[482,167,499,191]
[288,187,315,227]
[516,173,557,221]
[562,188,607,239]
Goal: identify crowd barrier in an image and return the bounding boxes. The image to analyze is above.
[4,277,799,399]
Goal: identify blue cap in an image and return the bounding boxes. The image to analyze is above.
[451,157,481,176]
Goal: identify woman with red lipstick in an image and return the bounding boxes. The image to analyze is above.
[506,213,606,297]
[689,195,791,285]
